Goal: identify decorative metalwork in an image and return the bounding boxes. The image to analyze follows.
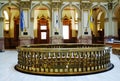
[15,43,113,75]
[112,48,120,60]
[113,48,120,55]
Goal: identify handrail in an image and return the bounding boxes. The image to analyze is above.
[15,44,113,75]
[113,48,120,55]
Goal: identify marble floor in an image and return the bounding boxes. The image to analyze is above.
[0,50,120,81]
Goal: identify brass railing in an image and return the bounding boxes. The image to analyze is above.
[112,48,120,60]
[15,43,113,75]
[113,48,120,55]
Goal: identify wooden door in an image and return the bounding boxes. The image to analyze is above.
[37,16,49,44]
[63,15,72,43]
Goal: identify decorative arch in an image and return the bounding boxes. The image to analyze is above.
[31,4,51,44]
[30,3,51,18]
[91,5,107,44]
[112,3,120,17]
[0,3,19,17]
[113,4,120,40]
[61,4,80,43]
[37,15,49,44]
[60,3,80,19]
[0,3,20,49]
[92,5,108,18]
[113,4,120,17]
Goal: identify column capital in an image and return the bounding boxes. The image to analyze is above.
[20,1,31,9]
[51,0,62,9]
[81,2,92,9]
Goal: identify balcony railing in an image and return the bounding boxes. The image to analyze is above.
[112,48,120,60]
[15,43,113,75]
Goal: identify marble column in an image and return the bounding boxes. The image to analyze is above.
[112,17,118,38]
[77,17,82,42]
[104,17,110,43]
[29,17,34,44]
[78,2,92,44]
[19,1,33,46]
[0,17,4,51]
[104,10,118,43]
[50,2,63,44]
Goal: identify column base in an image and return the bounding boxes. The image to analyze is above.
[0,37,4,52]
[50,36,63,44]
[19,36,32,46]
[77,36,92,44]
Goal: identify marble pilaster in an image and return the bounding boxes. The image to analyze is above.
[0,17,4,51]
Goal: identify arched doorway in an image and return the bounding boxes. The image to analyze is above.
[32,5,50,44]
[62,5,78,43]
[3,5,19,49]
[92,7,105,44]
[37,15,49,43]
[62,15,72,43]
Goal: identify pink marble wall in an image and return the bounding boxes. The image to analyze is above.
[50,36,63,44]
[77,36,92,44]
[19,37,32,46]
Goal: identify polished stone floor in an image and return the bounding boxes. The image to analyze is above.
[0,50,120,81]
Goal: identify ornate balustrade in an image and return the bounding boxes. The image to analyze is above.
[113,48,120,55]
[15,43,113,75]
[112,48,120,60]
